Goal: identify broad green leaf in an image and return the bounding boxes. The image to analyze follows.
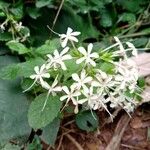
[75,111,99,132]
[1,143,20,150]
[6,41,30,54]
[99,62,115,74]
[27,135,42,150]
[35,39,60,55]
[36,0,52,8]
[100,9,112,27]
[26,7,41,19]
[0,32,12,41]
[28,94,62,129]
[10,2,23,19]
[0,55,31,143]
[41,118,60,147]
[0,57,44,79]
[119,13,136,24]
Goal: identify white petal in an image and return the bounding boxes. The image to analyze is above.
[90,52,99,58]
[40,64,46,73]
[72,73,80,82]
[76,57,85,64]
[84,76,92,83]
[42,81,50,90]
[78,47,87,55]
[67,27,73,34]
[47,54,53,59]
[78,98,87,104]
[61,47,69,56]
[89,59,96,67]
[72,98,78,105]
[60,62,67,70]
[54,86,62,92]
[68,36,78,42]
[61,38,68,48]
[88,43,93,54]
[42,73,50,78]
[60,95,68,101]
[81,69,86,80]
[52,76,58,87]
[62,86,69,94]
[30,74,37,79]
[34,66,39,74]
[73,91,81,97]
[54,49,59,57]
[91,81,101,87]
[71,31,81,36]
[82,85,89,94]
[62,54,72,60]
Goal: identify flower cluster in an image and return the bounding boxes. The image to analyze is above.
[25,27,139,119]
[0,18,29,42]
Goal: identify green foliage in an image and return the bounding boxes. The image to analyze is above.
[0,56,31,144]
[0,57,45,79]
[36,0,52,8]
[75,111,99,132]
[28,94,62,129]
[6,41,30,54]
[41,118,60,147]
[1,143,20,150]
[27,135,42,150]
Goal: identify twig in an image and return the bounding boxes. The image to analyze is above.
[105,114,131,150]
[56,134,64,150]
[121,144,144,150]
[52,0,65,30]
[65,134,84,150]
[119,32,150,39]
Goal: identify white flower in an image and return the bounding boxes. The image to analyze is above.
[15,22,24,31]
[126,42,138,56]
[42,76,62,96]
[114,36,125,53]
[76,43,99,67]
[71,69,92,93]
[23,64,50,92]
[0,23,5,31]
[60,86,81,105]
[92,70,115,94]
[41,76,62,111]
[115,59,138,91]
[59,27,81,48]
[30,64,50,84]
[46,47,72,70]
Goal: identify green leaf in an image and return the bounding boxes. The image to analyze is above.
[6,41,30,54]
[10,2,23,19]
[27,135,42,150]
[75,111,99,132]
[1,143,20,150]
[0,32,12,41]
[119,13,136,24]
[100,9,112,27]
[0,55,31,143]
[36,0,52,8]
[41,118,60,147]
[0,57,45,80]
[99,62,115,74]
[35,39,60,55]
[28,94,62,129]
[26,7,41,19]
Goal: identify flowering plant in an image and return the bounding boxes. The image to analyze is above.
[25,27,140,123]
